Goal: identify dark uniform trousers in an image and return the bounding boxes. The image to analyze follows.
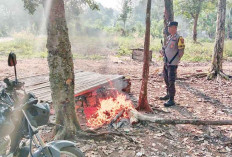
[163,64,178,97]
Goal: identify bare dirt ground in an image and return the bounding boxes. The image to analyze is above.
[0,57,232,157]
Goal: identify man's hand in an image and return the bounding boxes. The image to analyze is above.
[159,50,164,57]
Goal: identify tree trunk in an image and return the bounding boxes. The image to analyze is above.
[45,0,81,140]
[163,0,174,43]
[193,14,199,42]
[208,0,227,80]
[136,0,153,112]
[227,21,231,39]
[123,20,126,36]
[227,8,232,39]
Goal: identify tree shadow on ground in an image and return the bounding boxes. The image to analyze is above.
[176,80,232,115]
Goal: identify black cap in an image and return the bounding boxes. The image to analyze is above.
[168,21,178,27]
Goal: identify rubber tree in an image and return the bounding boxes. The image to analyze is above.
[136,0,153,112]
[226,7,232,39]
[208,0,228,80]
[44,0,81,139]
[163,0,174,43]
[22,0,98,139]
[174,0,204,42]
[119,0,132,36]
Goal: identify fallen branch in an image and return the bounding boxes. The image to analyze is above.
[109,110,125,126]
[129,109,232,125]
[182,72,207,79]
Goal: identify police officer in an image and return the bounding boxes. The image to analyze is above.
[159,21,185,107]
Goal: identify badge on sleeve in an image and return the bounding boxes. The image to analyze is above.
[178,36,185,49]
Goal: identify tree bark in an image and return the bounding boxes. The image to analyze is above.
[136,0,153,112]
[208,0,227,80]
[163,0,174,43]
[193,14,199,42]
[227,20,231,39]
[129,109,232,125]
[227,8,232,39]
[45,0,81,140]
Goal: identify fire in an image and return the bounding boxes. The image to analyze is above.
[86,92,134,128]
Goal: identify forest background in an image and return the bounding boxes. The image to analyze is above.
[0,0,232,62]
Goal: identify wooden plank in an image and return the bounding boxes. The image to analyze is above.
[22,70,83,87]
[26,74,115,94]
[28,76,112,96]
[24,71,95,91]
[21,71,128,102]
[39,76,126,102]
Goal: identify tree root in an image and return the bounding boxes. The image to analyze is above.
[136,102,154,113]
[53,122,79,140]
[207,70,231,80]
[54,128,66,140]
[207,71,216,80]
[48,122,137,143]
[219,71,230,80]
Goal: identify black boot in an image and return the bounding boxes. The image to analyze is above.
[159,94,170,100]
[164,96,175,107]
[160,90,169,100]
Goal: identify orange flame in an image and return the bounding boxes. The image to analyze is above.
[86,92,134,128]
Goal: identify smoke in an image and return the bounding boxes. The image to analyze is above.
[66,2,120,72]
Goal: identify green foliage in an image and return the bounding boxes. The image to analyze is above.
[1,33,231,62]
[182,40,213,61]
[0,32,47,58]
[119,0,132,30]
[225,40,232,57]
[79,3,115,28]
[118,45,131,56]
[116,36,143,56]
[0,0,43,37]
[65,0,99,21]
[180,40,232,61]
[84,0,99,10]
[134,22,145,37]
[150,38,162,52]
[22,0,40,14]
[174,0,216,22]
[198,9,217,39]
[1,0,230,63]
[112,37,232,62]
[22,0,99,15]
[174,0,208,19]
[151,20,163,38]
[174,0,216,40]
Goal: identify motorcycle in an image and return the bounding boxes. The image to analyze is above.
[0,52,84,157]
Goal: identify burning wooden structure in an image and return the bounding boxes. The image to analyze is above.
[19,71,132,128]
